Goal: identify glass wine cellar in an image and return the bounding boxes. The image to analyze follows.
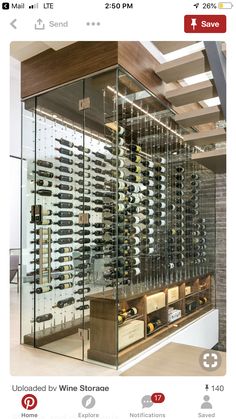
[21,67,216,368]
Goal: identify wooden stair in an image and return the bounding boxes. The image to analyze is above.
[192,148,226,173]
[175,106,221,127]
[155,51,210,83]
[166,80,217,107]
[183,128,226,146]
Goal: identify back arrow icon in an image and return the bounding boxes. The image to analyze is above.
[10,19,17,29]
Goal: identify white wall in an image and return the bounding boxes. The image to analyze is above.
[10,57,21,249]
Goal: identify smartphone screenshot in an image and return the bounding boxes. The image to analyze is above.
[0,1,235,418]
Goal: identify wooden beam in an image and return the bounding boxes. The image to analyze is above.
[155,51,210,83]
[166,80,217,106]
[175,106,221,127]
[192,149,226,173]
[183,128,226,146]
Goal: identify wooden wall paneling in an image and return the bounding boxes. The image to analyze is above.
[21,41,119,98]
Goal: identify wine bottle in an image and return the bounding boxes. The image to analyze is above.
[36,160,53,168]
[53,237,73,245]
[142,160,154,168]
[53,192,73,200]
[155,165,166,173]
[55,147,73,157]
[93,151,105,159]
[75,162,90,170]
[127,184,140,193]
[54,228,73,236]
[40,219,52,225]
[54,282,73,290]
[55,138,74,148]
[52,297,75,308]
[76,238,91,244]
[54,264,74,272]
[141,208,154,216]
[175,174,184,181]
[54,202,73,209]
[33,313,53,323]
[55,166,73,175]
[34,170,53,178]
[155,201,166,209]
[54,211,74,218]
[74,287,90,294]
[30,239,49,245]
[36,180,53,187]
[54,220,73,227]
[104,145,125,157]
[54,272,73,281]
[142,170,154,178]
[155,175,166,182]
[75,145,90,153]
[74,154,91,162]
[30,248,51,255]
[142,189,154,197]
[128,165,141,174]
[128,144,141,153]
[76,304,90,310]
[74,205,91,211]
[55,156,73,165]
[119,306,138,321]
[75,188,90,194]
[129,154,141,163]
[55,255,73,263]
[30,285,52,294]
[55,247,73,254]
[55,184,73,191]
[75,171,90,178]
[142,179,154,187]
[31,228,52,235]
[126,174,142,183]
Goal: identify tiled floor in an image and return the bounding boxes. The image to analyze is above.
[10,285,119,376]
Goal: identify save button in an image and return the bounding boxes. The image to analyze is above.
[184,15,226,33]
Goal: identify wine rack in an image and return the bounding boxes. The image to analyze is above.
[21,67,216,367]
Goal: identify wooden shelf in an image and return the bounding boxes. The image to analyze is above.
[192,148,226,173]
[87,275,213,365]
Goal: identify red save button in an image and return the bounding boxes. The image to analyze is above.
[184,15,226,33]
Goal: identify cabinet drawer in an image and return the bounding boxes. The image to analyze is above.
[146,292,165,314]
[118,320,144,351]
[168,286,179,303]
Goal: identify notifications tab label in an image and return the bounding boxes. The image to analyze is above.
[184,15,226,33]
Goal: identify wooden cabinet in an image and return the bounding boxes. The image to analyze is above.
[87,274,213,366]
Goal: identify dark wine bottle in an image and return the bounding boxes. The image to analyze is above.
[55,184,73,191]
[36,160,53,168]
[55,156,73,165]
[30,285,52,294]
[36,189,52,196]
[54,255,73,263]
[54,228,73,235]
[53,193,73,200]
[126,174,142,183]
[55,147,73,156]
[74,287,90,294]
[54,282,73,290]
[54,264,74,272]
[52,297,75,308]
[53,202,73,209]
[142,160,154,168]
[128,165,141,174]
[75,162,90,169]
[36,180,52,187]
[93,151,105,159]
[34,170,53,178]
[55,165,73,174]
[76,238,90,244]
[54,220,73,227]
[75,205,91,211]
[33,313,53,323]
[53,237,73,245]
[55,138,74,148]
[54,272,73,281]
[55,247,73,254]
[74,145,90,153]
[54,211,74,218]
[129,154,141,163]
[76,304,90,310]
[75,154,90,162]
